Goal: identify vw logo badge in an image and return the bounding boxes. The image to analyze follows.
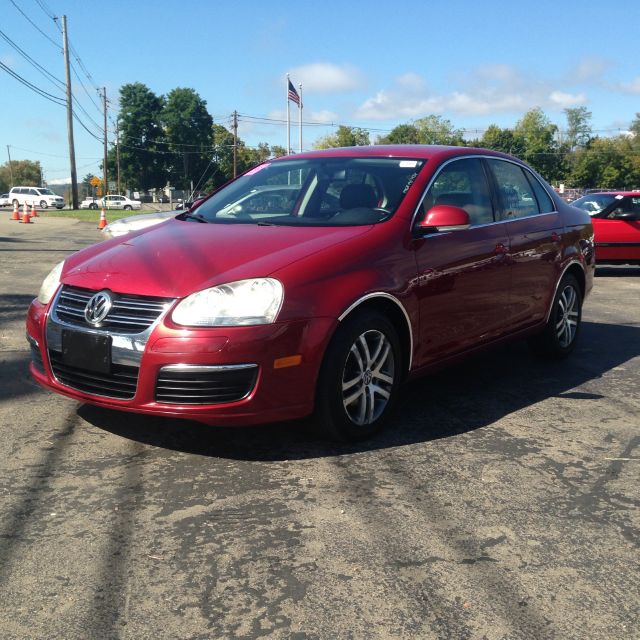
[84,290,113,325]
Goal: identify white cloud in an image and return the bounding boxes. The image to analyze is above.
[567,57,611,83]
[355,65,589,120]
[287,63,364,93]
[309,110,339,123]
[549,91,587,108]
[619,76,640,94]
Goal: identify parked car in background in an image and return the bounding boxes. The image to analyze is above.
[101,209,179,238]
[9,186,64,209]
[0,193,10,207]
[27,145,594,441]
[79,195,142,211]
[571,191,640,264]
[79,198,100,210]
[101,194,142,210]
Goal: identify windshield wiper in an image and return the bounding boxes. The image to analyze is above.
[182,212,209,223]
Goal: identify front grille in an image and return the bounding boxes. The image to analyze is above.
[54,286,173,334]
[49,350,138,399]
[156,365,258,405]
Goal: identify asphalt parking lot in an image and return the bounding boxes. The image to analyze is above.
[0,216,638,640]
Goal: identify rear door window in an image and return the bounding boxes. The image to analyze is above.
[487,159,540,219]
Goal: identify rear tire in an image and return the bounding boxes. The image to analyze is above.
[315,311,402,441]
[529,273,582,359]
[89,203,98,210]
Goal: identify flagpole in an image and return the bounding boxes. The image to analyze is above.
[298,83,303,153]
[286,74,291,154]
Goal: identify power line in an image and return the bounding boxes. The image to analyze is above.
[0,28,65,92]
[0,60,65,105]
[8,0,61,49]
[34,0,58,22]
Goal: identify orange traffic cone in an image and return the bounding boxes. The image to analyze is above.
[97,207,108,230]
[20,203,32,224]
[11,201,20,220]
[30,203,38,218]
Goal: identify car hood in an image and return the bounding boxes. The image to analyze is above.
[63,218,372,298]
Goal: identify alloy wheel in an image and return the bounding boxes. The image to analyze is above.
[341,329,395,426]
[555,284,579,348]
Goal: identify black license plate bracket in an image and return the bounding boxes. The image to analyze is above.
[62,330,112,374]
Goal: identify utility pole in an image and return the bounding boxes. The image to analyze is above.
[102,87,109,195]
[232,110,238,178]
[6,145,13,187]
[116,119,121,194]
[61,15,78,209]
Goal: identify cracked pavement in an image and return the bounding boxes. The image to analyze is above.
[0,216,638,639]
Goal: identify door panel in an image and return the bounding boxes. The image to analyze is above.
[504,213,563,327]
[412,225,511,366]
[594,218,640,262]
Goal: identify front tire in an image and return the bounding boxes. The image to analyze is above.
[40,200,48,209]
[124,205,132,210]
[529,273,582,359]
[315,311,402,441]
[89,203,98,210]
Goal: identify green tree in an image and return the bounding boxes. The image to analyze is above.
[569,136,639,189]
[377,116,464,146]
[0,159,42,192]
[270,145,288,158]
[161,88,214,189]
[116,82,166,191]
[513,108,565,182]
[479,124,525,156]
[377,123,421,144]
[564,107,592,150]
[413,115,465,145]
[314,125,370,149]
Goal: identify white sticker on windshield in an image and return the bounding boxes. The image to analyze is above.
[615,194,624,199]
[399,160,418,168]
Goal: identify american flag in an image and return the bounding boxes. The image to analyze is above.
[288,80,301,107]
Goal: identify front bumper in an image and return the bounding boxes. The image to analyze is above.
[26,298,336,426]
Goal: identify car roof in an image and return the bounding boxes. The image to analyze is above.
[587,191,640,196]
[275,144,516,163]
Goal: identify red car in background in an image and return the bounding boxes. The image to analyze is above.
[572,192,640,264]
[27,145,595,441]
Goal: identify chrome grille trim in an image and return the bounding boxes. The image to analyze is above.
[156,364,258,405]
[48,351,138,400]
[46,286,176,368]
[52,286,173,334]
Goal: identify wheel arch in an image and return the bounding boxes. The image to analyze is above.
[337,293,413,375]
[545,260,585,323]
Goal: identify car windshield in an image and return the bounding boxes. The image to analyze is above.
[188,157,425,226]
[571,194,617,215]
[37,188,55,196]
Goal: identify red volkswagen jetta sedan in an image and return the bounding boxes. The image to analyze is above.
[27,146,595,440]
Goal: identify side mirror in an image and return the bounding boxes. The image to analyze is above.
[415,205,471,235]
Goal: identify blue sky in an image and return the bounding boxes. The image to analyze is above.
[1,0,639,184]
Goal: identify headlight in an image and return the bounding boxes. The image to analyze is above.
[37,260,64,304]
[172,278,283,326]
